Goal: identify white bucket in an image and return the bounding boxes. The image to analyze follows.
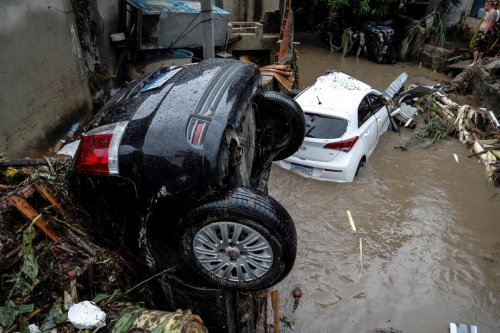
[110,32,125,42]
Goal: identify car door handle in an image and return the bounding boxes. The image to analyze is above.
[364,131,369,136]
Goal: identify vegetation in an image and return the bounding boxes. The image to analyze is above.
[293,0,398,29]
[399,0,461,61]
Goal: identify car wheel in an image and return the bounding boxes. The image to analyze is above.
[355,158,365,177]
[179,186,297,291]
[374,45,384,63]
[253,91,306,161]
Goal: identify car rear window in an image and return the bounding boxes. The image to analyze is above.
[305,113,348,139]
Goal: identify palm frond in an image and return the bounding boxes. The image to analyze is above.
[400,36,412,60]
[435,18,447,47]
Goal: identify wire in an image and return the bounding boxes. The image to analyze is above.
[169,9,230,50]
[47,5,73,13]
[169,12,201,48]
[83,0,105,35]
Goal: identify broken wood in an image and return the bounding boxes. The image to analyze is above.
[468,145,500,158]
[33,181,70,219]
[65,229,96,257]
[238,55,259,67]
[7,195,60,243]
[270,290,279,331]
[260,71,293,92]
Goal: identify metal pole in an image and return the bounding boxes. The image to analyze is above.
[201,0,215,59]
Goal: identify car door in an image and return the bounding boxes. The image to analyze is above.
[368,93,390,136]
[357,96,378,157]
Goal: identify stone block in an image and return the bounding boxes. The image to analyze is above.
[472,73,500,114]
[421,52,433,68]
[423,44,452,59]
[432,56,448,72]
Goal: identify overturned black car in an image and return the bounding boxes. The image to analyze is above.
[321,18,397,64]
[69,59,306,291]
[351,21,397,64]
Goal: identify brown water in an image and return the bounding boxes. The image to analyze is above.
[270,31,500,333]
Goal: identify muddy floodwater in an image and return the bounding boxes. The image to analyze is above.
[269,31,500,332]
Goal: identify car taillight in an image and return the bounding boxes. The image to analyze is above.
[323,136,359,152]
[192,122,205,145]
[187,118,209,147]
[73,121,128,175]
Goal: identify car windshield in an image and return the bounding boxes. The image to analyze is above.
[304,113,348,139]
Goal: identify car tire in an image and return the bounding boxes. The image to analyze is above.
[179,186,297,291]
[253,91,306,161]
[355,159,365,177]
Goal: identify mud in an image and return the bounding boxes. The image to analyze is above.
[270,30,500,333]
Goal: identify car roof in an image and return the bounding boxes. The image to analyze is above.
[295,71,373,114]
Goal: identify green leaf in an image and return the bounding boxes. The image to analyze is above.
[54,312,68,324]
[92,293,111,304]
[0,306,17,328]
[74,266,83,277]
[110,307,143,333]
[16,304,34,314]
[19,315,29,333]
[107,289,121,304]
[40,308,63,332]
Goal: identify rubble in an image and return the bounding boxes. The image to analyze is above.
[394,89,500,186]
[0,161,205,332]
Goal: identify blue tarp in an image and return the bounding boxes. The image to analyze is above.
[126,0,228,14]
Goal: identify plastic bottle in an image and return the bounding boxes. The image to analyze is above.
[66,123,79,139]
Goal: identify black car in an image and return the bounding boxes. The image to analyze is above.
[69,59,306,291]
[351,21,396,64]
[321,18,397,64]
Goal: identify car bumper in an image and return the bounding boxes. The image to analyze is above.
[273,153,361,183]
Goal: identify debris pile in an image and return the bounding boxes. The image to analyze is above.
[239,55,296,92]
[0,160,206,332]
[395,91,500,185]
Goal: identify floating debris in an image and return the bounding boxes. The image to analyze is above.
[395,90,500,185]
[346,209,357,233]
[292,287,302,313]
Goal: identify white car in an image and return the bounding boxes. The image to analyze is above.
[274,70,391,182]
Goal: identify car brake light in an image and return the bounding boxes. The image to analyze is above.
[187,118,209,147]
[192,123,205,145]
[323,136,359,152]
[73,121,128,175]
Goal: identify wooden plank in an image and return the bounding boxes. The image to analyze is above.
[33,182,70,219]
[7,195,60,243]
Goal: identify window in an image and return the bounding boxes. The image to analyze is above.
[367,94,385,112]
[358,97,373,127]
[304,113,348,139]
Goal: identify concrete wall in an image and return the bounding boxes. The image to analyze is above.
[90,0,120,78]
[427,0,480,30]
[0,0,92,158]
[222,0,280,22]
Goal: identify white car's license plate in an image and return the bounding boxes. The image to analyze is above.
[290,163,313,175]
